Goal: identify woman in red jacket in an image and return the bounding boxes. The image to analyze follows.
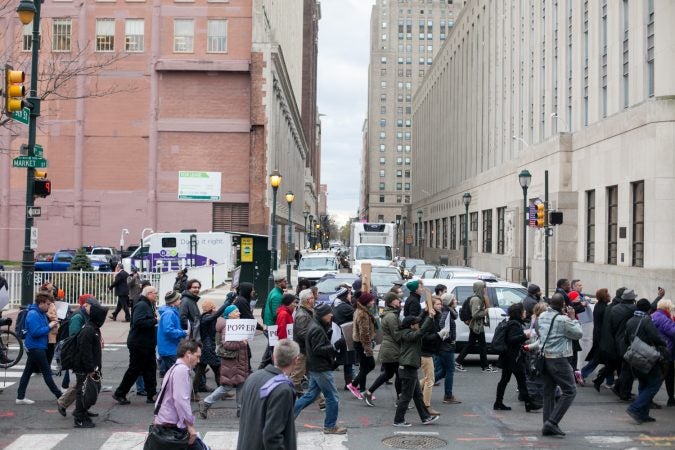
[276,294,297,340]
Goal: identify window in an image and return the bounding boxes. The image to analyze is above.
[381,81,387,88]
[404,195,410,204]
[381,56,387,64]
[378,215,385,223]
[497,207,505,254]
[470,212,478,232]
[622,0,629,108]
[161,238,177,248]
[435,219,440,248]
[207,20,228,53]
[379,182,385,191]
[379,144,386,152]
[380,93,387,102]
[396,182,402,190]
[379,170,385,177]
[482,209,492,253]
[380,119,387,127]
[396,157,402,165]
[379,131,386,139]
[601,0,608,117]
[442,217,447,249]
[174,19,195,53]
[379,157,386,165]
[125,19,144,52]
[381,68,387,76]
[450,216,457,250]
[586,190,595,262]
[379,195,385,203]
[632,181,644,267]
[380,106,386,114]
[646,0,654,97]
[95,19,115,52]
[459,214,466,247]
[607,185,618,265]
[52,18,71,52]
[397,196,402,204]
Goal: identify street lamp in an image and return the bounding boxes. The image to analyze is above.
[462,192,472,267]
[308,214,314,249]
[394,219,400,258]
[417,210,423,259]
[18,0,41,307]
[285,191,295,288]
[401,216,407,257]
[119,228,129,264]
[518,169,532,287]
[268,170,282,293]
[303,210,309,249]
[315,223,321,250]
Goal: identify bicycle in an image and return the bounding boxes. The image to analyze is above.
[0,312,24,369]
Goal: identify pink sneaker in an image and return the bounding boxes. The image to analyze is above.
[574,370,584,386]
[347,384,363,400]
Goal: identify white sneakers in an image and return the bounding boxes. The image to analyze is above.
[16,398,35,405]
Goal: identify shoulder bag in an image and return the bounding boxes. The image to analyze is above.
[623,317,662,374]
[143,366,190,450]
[527,313,560,377]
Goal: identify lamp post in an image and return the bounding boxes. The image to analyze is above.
[518,169,532,287]
[315,223,321,250]
[462,192,471,267]
[417,210,423,259]
[140,228,154,273]
[119,228,129,264]
[303,210,309,249]
[308,215,314,248]
[394,218,400,258]
[402,216,407,257]
[17,0,40,306]
[268,170,282,294]
[285,191,294,288]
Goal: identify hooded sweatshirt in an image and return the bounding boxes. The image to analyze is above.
[468,281,489,334]
[25,303,51,350]
[74,303,107,373]
[158,305,188,357]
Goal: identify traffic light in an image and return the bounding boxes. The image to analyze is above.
[4,65,26,114]
[535,202,546,228]
[33,171,51,198]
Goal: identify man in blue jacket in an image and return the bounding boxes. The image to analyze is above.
[157,291,187,376]
[16,292,62,405]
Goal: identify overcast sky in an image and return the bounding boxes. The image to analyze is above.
[317,0,373,226]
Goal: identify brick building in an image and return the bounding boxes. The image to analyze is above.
[0,0,321,260]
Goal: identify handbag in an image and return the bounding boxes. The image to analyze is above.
[623,317,662,374]
[81,371,102,411]
[527,313,560,377]
[144,366,190,450]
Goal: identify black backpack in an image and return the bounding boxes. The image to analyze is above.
[55,309,77,344]
[14,309,28,340]
[55,332,79,371]
[491,319,509,354]
[459,296,474,323]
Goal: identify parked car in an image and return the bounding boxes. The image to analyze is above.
[297,251,340,284]
[88,247,120,266]
[370,267,403,300]
[314,273,359,305]
[35,252,54,262]
[121,245,139,258]
[35,251,111,272]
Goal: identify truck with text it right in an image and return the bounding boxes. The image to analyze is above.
[350,222,396,275]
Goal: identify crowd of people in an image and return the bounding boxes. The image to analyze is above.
[10,266,675,446]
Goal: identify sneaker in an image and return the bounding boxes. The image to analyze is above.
[323,426,348,435]
[482,365,498,373]
[643,416,656,422]
[574,370,584,386]
[667,398,675,407]
[57,400,67,417]
[443,395,461,404]
[101,386,113,393]
[393,421,412,427]
[422,415,439,425]
[346,384,363,400]
[363,391,375,407]
[427,407,441,416]
[649,401,662,410]
[112,394,130,405]
[319,404,326,412]
[625,408,644,424]
[136,390,147,396]
[198,401,209,419]
[15,398,35,405]
[455,363,466,372]
[74,420,96,429]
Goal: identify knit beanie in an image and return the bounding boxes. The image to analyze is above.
[223,305,239,318]
[201,299,216,313]
[406,280,419,293]
[400,316,420,329]
[636,298,651,312]
[314,303,332,318]
[358,292,375,306]
[527,284,541,295]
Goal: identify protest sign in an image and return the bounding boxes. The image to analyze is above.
[223,319,257,342]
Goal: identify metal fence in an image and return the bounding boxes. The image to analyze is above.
[1,264,230,308]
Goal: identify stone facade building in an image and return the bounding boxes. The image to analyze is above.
[0,0,321,260]
[412,0,675,295]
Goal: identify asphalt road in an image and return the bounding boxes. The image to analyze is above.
[1,322,674,450]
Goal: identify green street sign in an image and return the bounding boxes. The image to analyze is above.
[11,107,29,125]
[12,156,47,168]
[33,144,43,157]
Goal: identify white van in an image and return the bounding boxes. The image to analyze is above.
[122,232,235,272]
[297,251,340,284]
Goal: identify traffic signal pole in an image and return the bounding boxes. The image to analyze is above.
[544,170,550,300]
[20,0,42,307]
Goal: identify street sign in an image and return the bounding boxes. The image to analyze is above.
[12,155,47,168]
[30,227,38,250]
[27,206,41,218]
[11,107,29,125]
[33,144,43,157]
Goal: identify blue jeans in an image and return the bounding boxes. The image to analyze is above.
[17,348,62,400]
[135,376,145,392]
[580,358,615,385]
[294,370,340,429]
[159,356,177,377]
[628,368,663,419]
[62,369,70,389]
[434,351,456,397]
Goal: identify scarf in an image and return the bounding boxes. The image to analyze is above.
[259,373,294,399]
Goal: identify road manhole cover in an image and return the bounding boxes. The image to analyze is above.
[382,435,448,449]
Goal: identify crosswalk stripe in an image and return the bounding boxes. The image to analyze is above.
[585,436,634,444]
[0,381,16,388]
[4,433,68,450]
[99,432,146,450]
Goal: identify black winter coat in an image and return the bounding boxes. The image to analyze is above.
[74,303,107,373]
[497,319,528,371]
[331,300,354,326]
[438,307,457,352]
[599,301,635,360]
[625,314,667,374]
[110,270,129,296]
[199,304,227,367]
[305,318,336,372]
[403,292,422,318]
[127,296,157,349]
[232,287,264,331]
[585,301,608,361]
[421,312,441,357]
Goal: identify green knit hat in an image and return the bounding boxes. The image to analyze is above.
[406,280,419,292]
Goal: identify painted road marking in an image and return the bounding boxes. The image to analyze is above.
[99,432,146,450]
[5,433,68,450]
[585,436,634,445]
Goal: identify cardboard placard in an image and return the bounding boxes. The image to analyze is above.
[340,321,354,351]
[361,263,372,294]
[223,319,258,342]
[330,321,342,346]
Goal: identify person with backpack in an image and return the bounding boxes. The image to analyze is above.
[16,292,63,405]
[455,280,497,373]
[71,301,108,428]
[434,293,461,404]
[57,295,100,416]
[493,302,540,412]
[419,296,448,416]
